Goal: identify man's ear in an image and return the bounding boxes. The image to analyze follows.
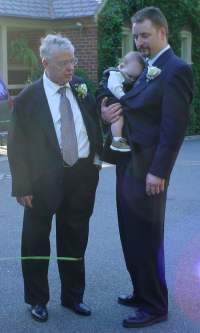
[159,27,167,41]
[42,58,48,68]
[118,62,125,70]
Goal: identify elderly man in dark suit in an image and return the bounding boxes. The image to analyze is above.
[8,34,102,322]
[97,6,193,328]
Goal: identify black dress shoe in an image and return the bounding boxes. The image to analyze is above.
[118,294,140,307]
[62,301,91,316]
[123,309,168,328]
[31,304,48,322]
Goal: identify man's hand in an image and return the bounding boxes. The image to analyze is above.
[146,173,165,196]
[17,195,33,208]
[101,97,122,124]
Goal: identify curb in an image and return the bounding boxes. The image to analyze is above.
[184,135,200,141]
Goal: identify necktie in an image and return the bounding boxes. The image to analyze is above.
[58,87,78,166]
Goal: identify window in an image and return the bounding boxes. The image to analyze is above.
[8,64,31,85]
[122,27,133,57]
[181,30,192,64]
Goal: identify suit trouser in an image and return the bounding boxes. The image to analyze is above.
[21,160,99,306]
[116,147,168,315]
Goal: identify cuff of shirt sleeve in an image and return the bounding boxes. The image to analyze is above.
[93,154,102,167]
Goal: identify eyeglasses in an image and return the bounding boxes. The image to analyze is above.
[53,57,78,68]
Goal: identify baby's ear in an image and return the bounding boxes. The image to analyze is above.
[118,63,124,69]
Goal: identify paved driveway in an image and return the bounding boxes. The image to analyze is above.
[0,139,200,332]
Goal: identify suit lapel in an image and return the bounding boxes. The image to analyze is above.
[33,78,94,154]
[153,48,174,69]
[69,80,93,137]
[33,79,61,154]
[123,66,148,99]
[122,48,174,100]
[69,80,86,115]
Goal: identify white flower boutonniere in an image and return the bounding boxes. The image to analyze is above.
[75,83,88,99]
[146,66,161,82]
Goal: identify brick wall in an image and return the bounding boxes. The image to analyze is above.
[61,25,98,83]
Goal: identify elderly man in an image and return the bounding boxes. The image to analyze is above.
[8,34,102,322]
[97,6,193,328]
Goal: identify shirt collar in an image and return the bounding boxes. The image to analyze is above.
[43,72,70,96]
[148,44,170,66]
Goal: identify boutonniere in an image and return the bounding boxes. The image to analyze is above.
[74,83,88,99]
[146,66,161,82]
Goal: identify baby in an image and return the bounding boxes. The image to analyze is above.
[105,51,145,152]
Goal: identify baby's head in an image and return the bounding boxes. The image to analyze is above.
[119,51,145,79]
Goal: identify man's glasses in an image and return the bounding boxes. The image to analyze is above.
[53,57,78,68]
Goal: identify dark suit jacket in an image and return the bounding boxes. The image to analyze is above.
[97,48,193,179]
[8,75,103,212]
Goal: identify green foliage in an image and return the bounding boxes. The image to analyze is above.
[75,68,96,95]
[98,0,200,134]
[28,64,43,82]
[98,1,125,76]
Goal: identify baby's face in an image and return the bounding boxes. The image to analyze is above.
[122,59,143,78]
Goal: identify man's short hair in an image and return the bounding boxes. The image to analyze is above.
[39,34,74,60]
[132,6,169,36]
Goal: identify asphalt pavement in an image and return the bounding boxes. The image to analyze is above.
[0,138,200,333]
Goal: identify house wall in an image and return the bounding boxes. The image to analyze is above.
[1,16,99,92]
[7,29,45,88]
[3,19,98,89]
[60,24,98,83]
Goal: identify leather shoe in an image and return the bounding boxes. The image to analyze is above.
[123,309,168,328]
[62,301,91,316]
[31,304,48,322]
[118,294,140,307]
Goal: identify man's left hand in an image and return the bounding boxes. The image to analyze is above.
[101,97,122,124]
[146,173,165,196]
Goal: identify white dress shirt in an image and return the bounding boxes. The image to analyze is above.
[43,72,90,158]
[148,44,170,66]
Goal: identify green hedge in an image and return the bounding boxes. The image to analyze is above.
[98,0,200,134]
[74,68,96,94]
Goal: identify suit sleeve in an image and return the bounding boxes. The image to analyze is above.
[96,80,120,108]
[7,97,32,196]
[86,91,103,155]
[149,64,193,178]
